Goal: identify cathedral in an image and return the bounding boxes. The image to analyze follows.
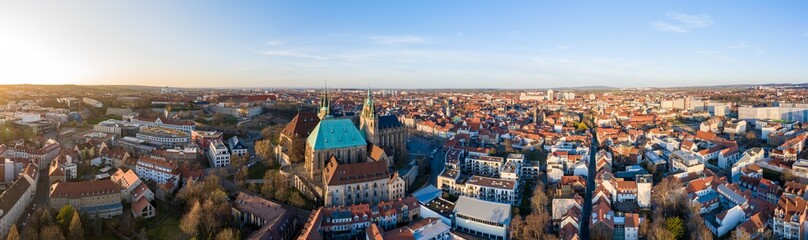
[303,87,408,178]
[297,86,408,206]
[359,90,408,164]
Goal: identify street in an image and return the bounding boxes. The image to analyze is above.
[18,165,51,238]
[580,129,599,239]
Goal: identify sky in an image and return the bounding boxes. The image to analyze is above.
[1,1,807,89]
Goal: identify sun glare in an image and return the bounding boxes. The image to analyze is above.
[0,31,87,85]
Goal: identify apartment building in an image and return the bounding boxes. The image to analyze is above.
[49,180,123,219]
[464,155,504,177]
[207,140,231,167]
[135,156,179,185]
[0,165,36,238]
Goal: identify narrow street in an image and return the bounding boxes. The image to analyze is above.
[580,129,598,239]
[18,165,51,238]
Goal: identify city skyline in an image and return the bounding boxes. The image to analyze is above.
[1,1,807,88]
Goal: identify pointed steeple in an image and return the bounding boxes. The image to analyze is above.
[318,81,331,119]
[362,88,376,118]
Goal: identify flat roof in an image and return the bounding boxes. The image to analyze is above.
[454,196,511,225]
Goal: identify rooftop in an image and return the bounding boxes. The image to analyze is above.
[306,118,366,150]
[454,196,512,225]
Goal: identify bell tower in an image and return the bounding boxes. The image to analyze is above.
[360,88,379,145]
[317,81,331,119]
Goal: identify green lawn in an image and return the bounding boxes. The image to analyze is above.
[143,200,187,240]
[147,217,184,240]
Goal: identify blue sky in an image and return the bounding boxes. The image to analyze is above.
[1,1,807,88]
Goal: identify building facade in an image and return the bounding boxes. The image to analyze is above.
[49,180,123,219]
[207,140,231,167]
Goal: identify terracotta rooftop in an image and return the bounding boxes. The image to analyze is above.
[323,156,389,186]
[50,179,120,199]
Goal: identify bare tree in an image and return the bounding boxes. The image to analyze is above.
[531,180,549,215]
[6,224,19,240]
[68,210,83,240]
[652,178,685,217]
[39,225,64,240]
[215,228,239,240]
[180,201,202,237]
[523,213,549,239]
[255,140,276,167]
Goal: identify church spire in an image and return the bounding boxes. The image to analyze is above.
[318,80,331,119]
[362,87,376,118]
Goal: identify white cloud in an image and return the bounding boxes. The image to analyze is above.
[652,22,688,33]
[729,41,762,53]
[259,49,330,60]
[652,12,713,33]
[369,35,428,45]
[265,40,286,46]
[666,12,713,28]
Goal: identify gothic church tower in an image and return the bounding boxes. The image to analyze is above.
[360,89,379,145]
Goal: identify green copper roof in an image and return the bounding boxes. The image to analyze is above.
[307,118,366,150]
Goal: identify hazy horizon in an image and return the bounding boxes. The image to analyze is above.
[2,1,807,88]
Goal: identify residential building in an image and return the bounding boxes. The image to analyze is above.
[0,165,36,238]
[191,130,223,151]
[135,156,179,185]
[773,196,808,239]
[227,136,248,156]
[704,204,746,237]
[465,155,504,177]
[207,140,231,167]
[82,97,103,108]
[94,119,140,137]
[49,180,123,219]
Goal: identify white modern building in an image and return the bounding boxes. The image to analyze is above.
[129,116,195,134]
[208,140,231,167]
[135,156,179,185]
[453,196,511,240]
[739,104,808,123]
[135,127,191,148]
[83,97,103,108]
